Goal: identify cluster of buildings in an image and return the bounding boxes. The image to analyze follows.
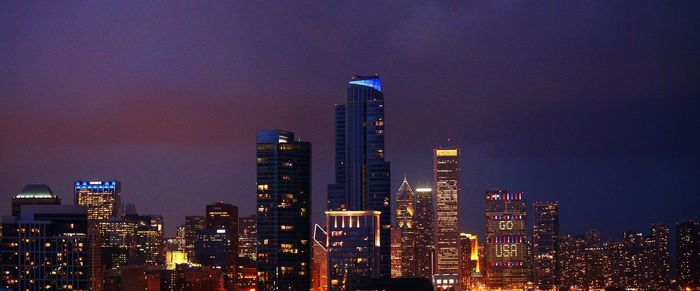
[1,75,699,291]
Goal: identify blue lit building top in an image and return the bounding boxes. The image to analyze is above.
[348,75,381,92]
[256,130,295,144]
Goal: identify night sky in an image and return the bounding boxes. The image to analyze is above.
[1,1,698,239]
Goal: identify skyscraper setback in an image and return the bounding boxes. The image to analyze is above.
[327,75,391,280]
[256,130,312,290]
[434,145,461,289]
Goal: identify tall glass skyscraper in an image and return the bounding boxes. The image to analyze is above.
[533,202,560,290]
[434,145,461,289]
[256,130,312,290]
[327,75,391,279]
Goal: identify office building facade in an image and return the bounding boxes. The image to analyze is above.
[434,146,461,289]
[485,189,529,290]
[326,210,381,291]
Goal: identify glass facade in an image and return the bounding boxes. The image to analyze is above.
[256,130,312,290]
[326,211,381,291]
[327,75,391,280]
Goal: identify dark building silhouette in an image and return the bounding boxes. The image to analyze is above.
[184,215,206,261]
[413,187,435,279]
[677,220,700,289]
[533,201,560,290]
[256,130,312,290]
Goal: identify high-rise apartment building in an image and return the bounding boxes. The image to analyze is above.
[1,205,92,290]
[558,230,607,290]
[256,130,312,290]
[485,189,529,290]
[434,145,461,289]
[327,75,391,279]
[326,210,381,291]
[74,180,122,221]
[414,187,435,279]
[394,178,416,277]
[533,202,560,290]
[677,220,700,289]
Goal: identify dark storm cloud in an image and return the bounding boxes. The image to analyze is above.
[1,1,698,238]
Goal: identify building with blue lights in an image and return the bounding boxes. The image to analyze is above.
[74,180,122,221]
[327,75,391,281]
[256,130,312,290]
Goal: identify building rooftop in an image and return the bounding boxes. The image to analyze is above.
[14,184,56,199]
[349,75,381,92]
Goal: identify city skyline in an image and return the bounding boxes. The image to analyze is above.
[1,0,699,248]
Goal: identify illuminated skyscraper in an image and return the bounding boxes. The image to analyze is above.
[434,145,461,289]
[256,130,312,290]
[1,205,92,290]
[238,214,257,261]
[485,189,529,290]
[129,214,165,267]
[74,180,122,221]
[677,220,700,289]
[11,184,61,216]
[326,210,381,291]
[394,177,416,277]
[413,187,435,279]
[533,201,559,290]
[327,75,391,278]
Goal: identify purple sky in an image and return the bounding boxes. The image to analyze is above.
[1,1,698,238]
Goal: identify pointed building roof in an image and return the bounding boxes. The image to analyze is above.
[14,184,56,199]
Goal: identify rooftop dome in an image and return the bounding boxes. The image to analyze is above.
[15,184,56,199]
